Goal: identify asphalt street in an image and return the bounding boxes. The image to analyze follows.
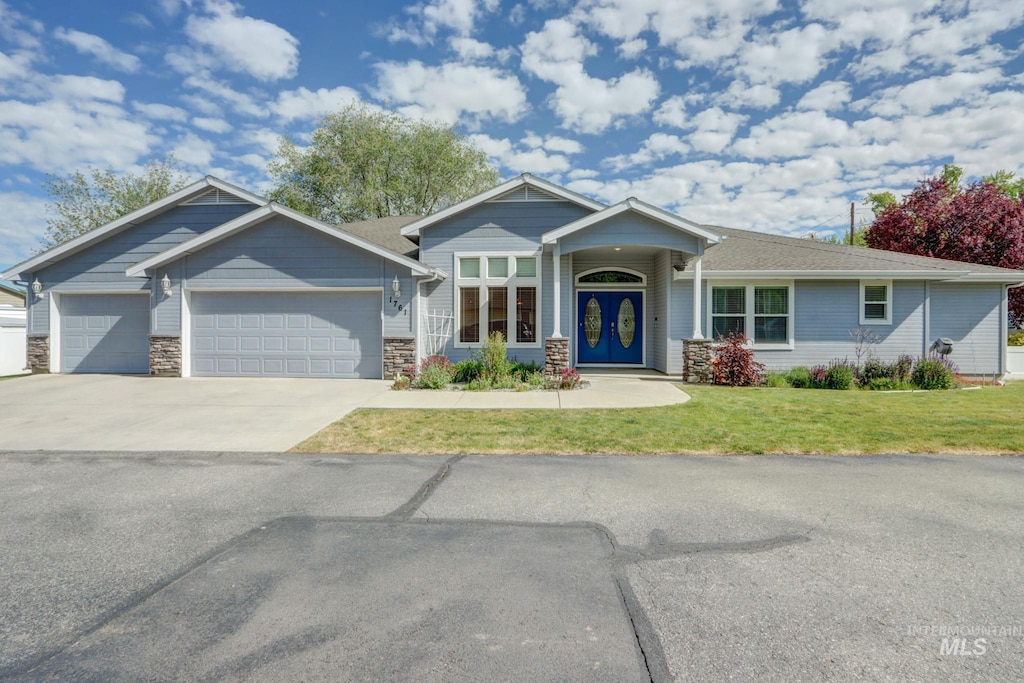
[1,452,1022,681]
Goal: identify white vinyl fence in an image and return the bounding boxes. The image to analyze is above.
[1008,347,1024,377]
[0,307,27,376]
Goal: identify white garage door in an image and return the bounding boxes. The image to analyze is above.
[190,291,383,378]
[60,294,150,374]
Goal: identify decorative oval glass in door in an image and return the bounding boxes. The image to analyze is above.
[617,298,636,348]
[584,296,602,348]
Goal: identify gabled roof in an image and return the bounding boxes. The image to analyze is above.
[688,226,1024,282]
[542,197,724,245]
[125,203,441,278]
[399,173,606,237]
[1,176,267,281]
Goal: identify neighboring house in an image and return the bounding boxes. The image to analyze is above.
[0,281,25,308]
[2,174,1022,380]
[0,304,27,376]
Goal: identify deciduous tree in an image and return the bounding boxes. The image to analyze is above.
[41,157,189,250]
[865,168,1024,327]
[268,104,500,224]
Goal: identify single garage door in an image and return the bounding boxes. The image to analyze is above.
[191,291,383,378]
[61,294,150,374]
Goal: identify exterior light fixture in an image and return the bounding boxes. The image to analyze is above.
[31,278,44,300]
[392,275,401,300]
[160,274,173,297]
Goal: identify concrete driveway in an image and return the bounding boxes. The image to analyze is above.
[0,374,391,451]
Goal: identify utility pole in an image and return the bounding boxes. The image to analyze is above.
[849,202,855,245]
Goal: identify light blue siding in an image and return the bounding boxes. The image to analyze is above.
[28,203,255,334]
[650,252,670,372]
[559,213,700,255]
[929,283,1003,374]
[418,201,592,364]
[159,216,413,337]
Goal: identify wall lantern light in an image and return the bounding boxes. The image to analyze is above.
[160,273,173,297]
[31,278,44,300]
[392,275,401,300]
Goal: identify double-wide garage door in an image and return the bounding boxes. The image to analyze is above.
[61,294,150,374]
[191,291,383,378]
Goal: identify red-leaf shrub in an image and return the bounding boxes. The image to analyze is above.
[711,333,765,386]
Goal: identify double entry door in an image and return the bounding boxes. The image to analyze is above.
[577,291,643,364]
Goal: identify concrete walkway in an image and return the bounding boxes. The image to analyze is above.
[362,369,690,410]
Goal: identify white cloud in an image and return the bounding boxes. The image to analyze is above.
[688,107,748,153]
[170,132,216,168]
[184,0,299,81]
[191,116,232,133]
[857,68,1004,116]
[521,19,659,134]
[132,101,189,122]
[653,95,687,128]
[736,23,834,86]
[796,81,851,111]
[52,27,142,73]
[716,80,780,109]
[731,110,849,159]
[373,60,528,125]
[181,73,266,117]
[448,36,501,61]
[385,0,501,45]
[617,38,647,59]
[272,86,362,121]
[604,133,689,171]
[469,133,572,174]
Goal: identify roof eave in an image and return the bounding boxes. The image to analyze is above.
[688,269,975,280]
[542,199,724,245]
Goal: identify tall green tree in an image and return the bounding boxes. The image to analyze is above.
[41,157,189,250]
[268,104,500,224]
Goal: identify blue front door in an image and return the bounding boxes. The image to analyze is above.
[577,291,643,364]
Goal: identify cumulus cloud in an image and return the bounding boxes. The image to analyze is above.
[796,81,851,111]
[469,133,573,175]
[0,191,48,268]
[132,101,190,122]
[53,27,142,73]
[183,0,299,81]
[521,18,659,133]
[385,0,501,45]
[373,60,528,125]
[272,86,362,121]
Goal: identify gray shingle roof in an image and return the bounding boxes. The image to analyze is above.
[695,225,1024,277]
[336,215,420,258]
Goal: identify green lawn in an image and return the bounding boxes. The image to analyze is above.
[292,382,1024,455]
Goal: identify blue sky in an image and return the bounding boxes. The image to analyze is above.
[1,0,1023,270]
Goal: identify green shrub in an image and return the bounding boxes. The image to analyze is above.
[765,371,790,388]
[452,358,483,383]
[911,357,956,390]
[413,355,455,389]
[524,371,548,388]
[823,361,856,390]
[511,359,543,381]
[551,368,582,390]
[864,377,894,391]
[859,357,891,383]
[784,366,812,388]
[1009,330,1024,347]
[478,331,514,381]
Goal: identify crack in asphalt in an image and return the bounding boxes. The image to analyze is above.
[382,455,463,521]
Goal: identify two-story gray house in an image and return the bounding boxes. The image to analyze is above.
[4,174,1021,380]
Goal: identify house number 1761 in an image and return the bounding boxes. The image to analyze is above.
[388,296,407,315]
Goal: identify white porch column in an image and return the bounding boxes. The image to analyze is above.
[691,254,703,339]
[552,243,563,337]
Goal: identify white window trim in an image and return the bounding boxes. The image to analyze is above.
[706,280,795,350]
[860,279,892,325]
[454,251,542,349]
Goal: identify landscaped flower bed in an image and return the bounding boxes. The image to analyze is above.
[393,332,586,391]
[712,332,972,391]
